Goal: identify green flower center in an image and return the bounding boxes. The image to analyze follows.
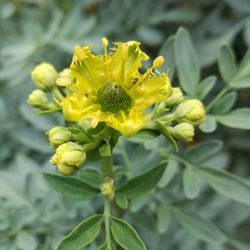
[97,82,132,113]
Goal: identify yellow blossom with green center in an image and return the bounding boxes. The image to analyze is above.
[60,38,172,137]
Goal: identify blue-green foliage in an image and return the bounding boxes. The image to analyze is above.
[1,0,250,249]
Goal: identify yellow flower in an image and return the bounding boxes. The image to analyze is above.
[60,38,172,137]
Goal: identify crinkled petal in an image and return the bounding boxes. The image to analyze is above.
[109,41,149,87]
[70,45,107,92]
[61,93,99,121]
[103,110,146,137]
[131,73,172,109]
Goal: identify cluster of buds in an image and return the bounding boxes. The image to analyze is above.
[151,87,205,143]
[46,127,86,175]
[27,62,71,111]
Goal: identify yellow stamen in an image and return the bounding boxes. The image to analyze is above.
[153,56,164,68]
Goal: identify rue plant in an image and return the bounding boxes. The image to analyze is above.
[28,37,205,249]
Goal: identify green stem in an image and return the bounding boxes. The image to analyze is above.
[104,198,112,249]
[52,87,64,101]
[206,86,230,112]
[101,156,114,180]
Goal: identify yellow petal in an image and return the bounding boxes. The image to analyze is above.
[104,110,146,137]
[70,45,107,92]
[61,93,99,121]
[131,73,172,109]
[110,41,149,86]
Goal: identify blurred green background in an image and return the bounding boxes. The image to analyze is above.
[0,0,250,249]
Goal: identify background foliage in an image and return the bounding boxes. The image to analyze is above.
[0,0,250,249]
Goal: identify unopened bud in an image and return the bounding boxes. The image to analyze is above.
[50,142,86,175]
[47,126,72,148]
[100,179,115,200]
[175,99,205,125]
[27,89,50,109]
[164,87,183,107]
[56,69,72,87]
[31,63,58,91]
[170,122,194,142]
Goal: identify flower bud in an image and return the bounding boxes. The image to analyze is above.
[100,179,115,200]
[170,122,194,142]
[47,126,72,148]
[31,63,58,91]
[164,87,184,107]
[56,69,72,87]
[27,89,50,109]
[175,99,206,125]
[50,142,86,175]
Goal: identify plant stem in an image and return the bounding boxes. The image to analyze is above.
[52,87,64,101]
[206,86,230,112]
[101,155,114,248]
[101,156,114,180]
[104,198,112,249]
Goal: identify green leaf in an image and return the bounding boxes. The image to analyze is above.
[215,108,250,129]
[157,203,171,234]
[175,27,200,96]
[43,173,99,200]
[117,164,166,198]
[230,76,250,89]
[185,140,223,164]
[116,193,128,209]
[218,45,237,83]
[35,108,62,116]
[158,158,178,188]
[156,121,178,150]
[111,217,147,250]
[199,115,217,133]
[173,208,226,243]
[158,35,175,80]
[134,129,159,140]
[196,167,250,205]
[56,215,103,250]
[229,47,250,88]
[183,166,200,199]
[197,76,216,100]
[212,92,237,114]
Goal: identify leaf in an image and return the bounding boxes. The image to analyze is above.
[197,167,250,205]
[173,208,226,243]
[116,193,128,209]
[56,215,103,250]
[183,166,200,199]
[174,28,200,96]
[199,115,217,133]
[215,108,250,129]
[185,140,223,164]
[157,203,171,234]
[43,173,99,200]
[35,108,62,116]
[16,232,37,250]
[218,45,237,83]
[156,121,178,150]
[158,158,178,188]
[117,164,166,198]
[197,76,216,100]
[212,92,237,114]
[111,217,147,250]
[230,76,250,89]
[158,35,175,80]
